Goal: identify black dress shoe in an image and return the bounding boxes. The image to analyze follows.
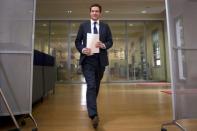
[92,116,99,129]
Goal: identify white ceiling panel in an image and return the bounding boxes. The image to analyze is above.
[36,0,165,20]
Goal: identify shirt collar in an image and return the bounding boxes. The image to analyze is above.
[91,19,99,25]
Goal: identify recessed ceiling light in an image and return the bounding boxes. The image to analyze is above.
[65,10,72,14]
[105,10,110,13]
[42,23,47,27]
[141,10,147,14]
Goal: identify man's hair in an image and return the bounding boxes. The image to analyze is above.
[89,3,102,13]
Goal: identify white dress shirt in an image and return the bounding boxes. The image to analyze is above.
[91,19,99,34]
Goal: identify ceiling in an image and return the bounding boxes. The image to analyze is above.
[36,0,166,20]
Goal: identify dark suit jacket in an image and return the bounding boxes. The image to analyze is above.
[75,20,113,67]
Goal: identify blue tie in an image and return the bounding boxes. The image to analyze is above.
[93,22,98,34]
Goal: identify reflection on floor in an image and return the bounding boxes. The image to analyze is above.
[1,83,197,131]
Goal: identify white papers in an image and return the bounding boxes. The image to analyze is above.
[87,33,99,53]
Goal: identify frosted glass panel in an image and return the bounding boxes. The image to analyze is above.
[167,0,197,120]
[0,0,35,116]
[0,54,32,115]
[0,0,34,51]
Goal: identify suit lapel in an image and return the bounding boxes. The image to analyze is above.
[87,21,91,33]
[99,22,103,35]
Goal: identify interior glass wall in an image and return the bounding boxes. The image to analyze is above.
[34,21,50,54]
[108,21,127,81]
[145,21,166,81]
[34,20,166,83]
[127,22,146,80]
[69,21,85,82]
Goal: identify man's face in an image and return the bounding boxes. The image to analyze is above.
[90,6,101,21]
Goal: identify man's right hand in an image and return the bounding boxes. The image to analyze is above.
[82,48,92,56]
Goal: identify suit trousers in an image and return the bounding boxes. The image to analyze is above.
[82,56,105,118]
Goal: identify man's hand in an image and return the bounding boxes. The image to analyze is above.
[95,41,105,49]
[82,48,92,56]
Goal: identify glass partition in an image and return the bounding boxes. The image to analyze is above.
[50,21,68,81]
[70,22,85,82]
[34,21,50,53]
[127,22,146,80]
[0,0,35,115]
[145,21,166,81]
[107,21,127,81]
[34,20,166,83]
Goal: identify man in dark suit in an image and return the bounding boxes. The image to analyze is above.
[75,3,113,128]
